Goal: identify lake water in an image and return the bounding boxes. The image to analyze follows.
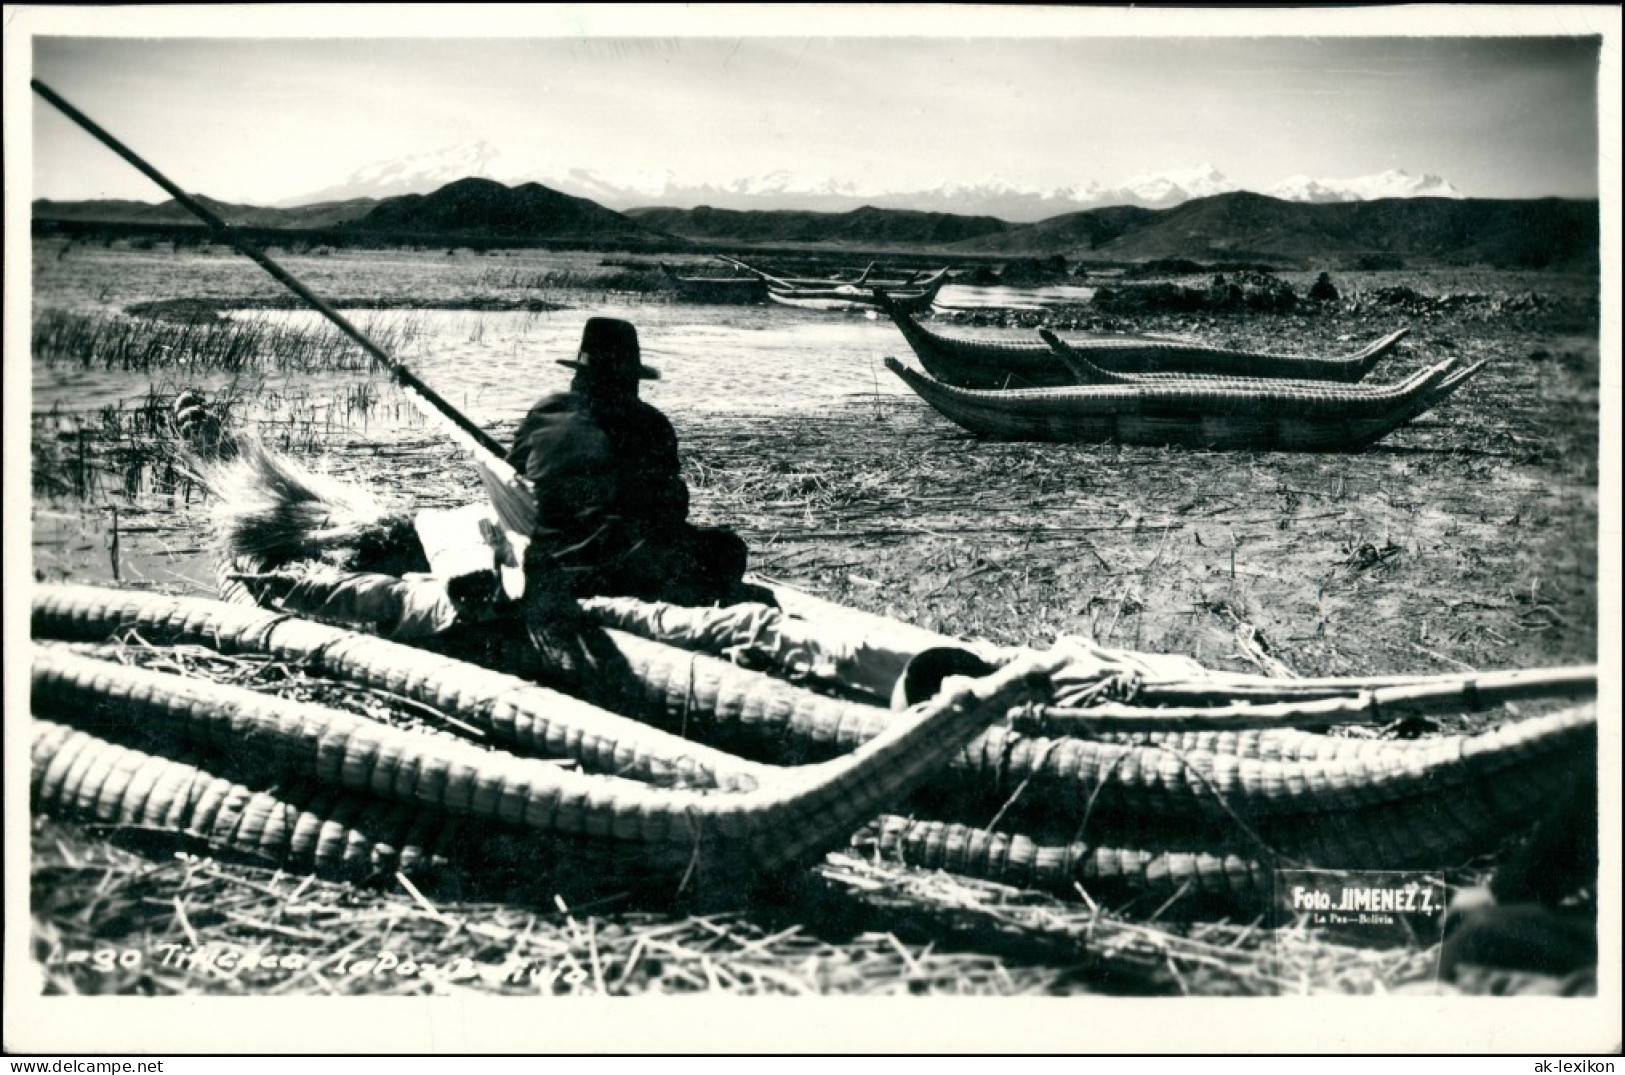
[230,304,920,425]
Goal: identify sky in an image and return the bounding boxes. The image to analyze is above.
[12,6,1614,205]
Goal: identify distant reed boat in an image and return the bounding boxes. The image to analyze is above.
[767,268,949,313]
[719,255,951,313]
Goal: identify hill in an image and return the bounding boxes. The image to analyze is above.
[625,205,1010,246]
[351,178,649,240]
[32,195,379,230]
[32,183,1598,269]
[955,192,1599,269]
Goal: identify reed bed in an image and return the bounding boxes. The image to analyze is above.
[32,308,418,375]
[471,265,668,295]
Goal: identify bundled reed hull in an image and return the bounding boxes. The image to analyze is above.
[885,357,1479,451]
[35,581,1595,830]
[32,638,1064,880]
[29,442,1585,912]
[889,307,1410,388]
[32,585,1600,913]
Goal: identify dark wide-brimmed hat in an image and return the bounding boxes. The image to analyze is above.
[556,317,661,381]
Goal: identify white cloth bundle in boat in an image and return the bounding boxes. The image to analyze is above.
[579,595,923,701]
[415,501,529,600]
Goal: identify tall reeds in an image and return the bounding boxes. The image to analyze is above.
[31,309,414,375]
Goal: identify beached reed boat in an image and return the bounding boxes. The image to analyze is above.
[767,268,950,314]
[24,442,1596,913]
[716,255,950,313]
[883,301,1411,388]
[720,255,926,290]
[31,581,1598,912]
[658,264,768,304]
[884,355,1480,450]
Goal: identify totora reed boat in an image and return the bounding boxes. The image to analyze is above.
[883,301,1411,389]
[768,269,950,313]
[884,355,1481,450]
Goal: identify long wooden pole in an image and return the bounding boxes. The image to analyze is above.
[31,78,513,466]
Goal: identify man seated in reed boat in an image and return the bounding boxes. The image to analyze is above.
[509,318,761,676]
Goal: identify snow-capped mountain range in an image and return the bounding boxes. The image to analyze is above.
[1265,170,1466,204]
[281,144,1466,221]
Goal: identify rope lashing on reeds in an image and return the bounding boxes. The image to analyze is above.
[860,704,1594,908]
[32,698,1592,915]
[907,706,1597,826]
[26,717,1272,928]
[1102,721,1578,761]
[18,710,1508,915]
[32,642,1066,877]
[348,617,1595,830]
[275,578,1595,826]
[857,816,1276,906]
[1043,328,1420,390]
[905,354,1459,414]
[26,586,1597,910]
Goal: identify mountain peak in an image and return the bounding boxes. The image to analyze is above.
[276,142,508,208]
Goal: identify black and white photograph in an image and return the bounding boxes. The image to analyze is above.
[4,3,1619,1055]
